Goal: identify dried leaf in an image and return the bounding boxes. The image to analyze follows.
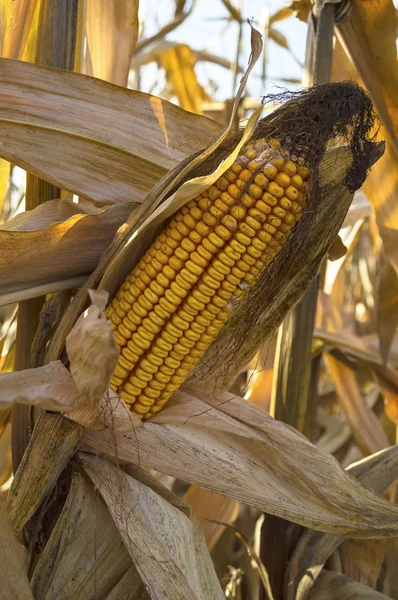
[160,45,209,114]
[66,290,119,410]
[308,570,390,600]
[340,538,386,589]
[105,565,145,600]
[0,199,136,305]
[269,7,293,25]
[81,453,224,600]
[378,255,398,365]
[183,486,240,550]
[286,445,398,600]
[0,58,221,205]
[325,354,389,455]
[0,497,33,600]
[86,0,139,86]
[31,469,136,600]
[77,390,398,538]
[0,361,86,412]
[327,235,347,261]
[8,413,82,535]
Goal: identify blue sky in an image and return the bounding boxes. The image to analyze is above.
[139,0,308,101]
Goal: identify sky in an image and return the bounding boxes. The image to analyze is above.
[138,0,308,102]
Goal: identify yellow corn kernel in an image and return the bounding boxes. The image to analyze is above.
[109,137,310,418]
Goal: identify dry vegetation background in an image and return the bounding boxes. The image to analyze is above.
[1,1,398,599]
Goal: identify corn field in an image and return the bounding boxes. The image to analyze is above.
[1,1,398,599]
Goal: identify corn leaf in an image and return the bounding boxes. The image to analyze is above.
[160,44,209,114]
[340,538,386,590]
[0,497,33,600]
[81,453,225,600]
[325,355,389,455]
[31,468,138,600]
[286,445,398,600]
[0,361,86,412]
[86,0,139,86]
[307,570,390,600]
[105,566,145,600]
[0,58,221,205]
[0,199,136,305]
[76,389,398,538]
[8,413,82,534]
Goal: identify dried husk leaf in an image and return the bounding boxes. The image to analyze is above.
[0,497,33,600]
[8,413,82,534]
[105,565,145,600]
[189,142,385,388]
[80,453,224,600]
[75,390,398,538]
[0,199,136,305]
[66,290,119,411]
[86,0,139,87]
[0,58,221,205]
[308,570,390,600]
[286,444,398,600]
[31,468,136,600]
[0,361,85,411]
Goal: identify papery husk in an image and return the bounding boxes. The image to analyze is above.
[73,389,398,539]
[30,468,138,600]
[80,453,224,600]
[66,290,119,411]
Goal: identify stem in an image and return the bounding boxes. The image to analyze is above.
[259,4,336,599]
[12,0,78,474]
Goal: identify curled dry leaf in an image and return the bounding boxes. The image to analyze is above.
[30,468,137,600]
[66,290,119,411]
[0,58,220,205]
[286,444,398,600]
[0,360,85,411]
[80,453,224,600]
[74,389,398,538]
[0,199,136,305]
[0,497,33,600]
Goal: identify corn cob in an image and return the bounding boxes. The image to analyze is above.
[107,138,310,419]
